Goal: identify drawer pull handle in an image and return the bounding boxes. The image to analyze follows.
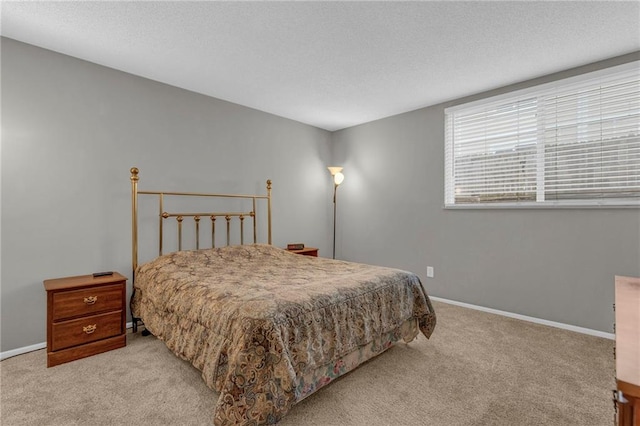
[83,324,97,334]
[84,296,98,305]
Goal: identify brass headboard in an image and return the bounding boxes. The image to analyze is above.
[130,167,272,282]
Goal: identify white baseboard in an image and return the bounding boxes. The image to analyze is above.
[0,321,135,361]
[1,303,614,361]
[0,342,47,361]
[430,296,614,340]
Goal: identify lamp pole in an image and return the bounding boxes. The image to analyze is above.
[333,182,338,259]
[327,167,344,260]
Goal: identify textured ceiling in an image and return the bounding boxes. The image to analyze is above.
[2,1,639,131]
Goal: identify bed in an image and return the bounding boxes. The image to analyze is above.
[128,168,436,425]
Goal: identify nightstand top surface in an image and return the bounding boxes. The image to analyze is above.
[287,247,318,253]
[44,272,127,291]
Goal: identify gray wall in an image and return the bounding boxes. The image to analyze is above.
[332,52,640,333]
[2,37,638,352]
[1,38,333,351]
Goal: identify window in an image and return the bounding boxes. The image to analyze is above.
[444,62,640,207]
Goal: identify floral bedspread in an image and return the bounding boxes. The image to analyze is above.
[131,244,436,425]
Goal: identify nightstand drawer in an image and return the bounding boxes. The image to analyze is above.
[52,284,124,321]
[51,311,123,351]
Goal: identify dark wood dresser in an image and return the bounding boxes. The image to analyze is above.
[614,275,640,425]
[44,272,127,367]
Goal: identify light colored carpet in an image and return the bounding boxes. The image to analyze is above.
[1,301,614,425]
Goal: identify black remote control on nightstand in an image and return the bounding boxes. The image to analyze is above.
[92,271,114,278]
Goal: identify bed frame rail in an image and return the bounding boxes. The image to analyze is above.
[160,211,254,251]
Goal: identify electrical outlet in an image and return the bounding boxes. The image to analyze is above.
[426,266,434,278]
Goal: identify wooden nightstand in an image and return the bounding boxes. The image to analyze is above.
[288,247,318,257]
[43,272,127,367]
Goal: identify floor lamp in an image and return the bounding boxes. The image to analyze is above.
[327,167,344,259]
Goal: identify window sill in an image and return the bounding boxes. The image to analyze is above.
[444,201,640,210]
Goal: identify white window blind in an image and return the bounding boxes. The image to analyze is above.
[445,62,640,207]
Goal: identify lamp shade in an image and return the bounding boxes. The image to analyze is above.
[327,166,343,176]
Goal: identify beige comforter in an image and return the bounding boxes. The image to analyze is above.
[132,244,436,425]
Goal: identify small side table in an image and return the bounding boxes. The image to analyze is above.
[44,272,127,367]
[287,247,319,257]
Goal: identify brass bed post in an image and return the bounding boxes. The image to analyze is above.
[267,180,272,245]
[131,167,139,278]
[195,216,201,250]
[159,193,164,256]
[239,215,245,245]
[177,216,184,251]
[252,198,257,243]
[130,167,140,333]
[211,216,216,248]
